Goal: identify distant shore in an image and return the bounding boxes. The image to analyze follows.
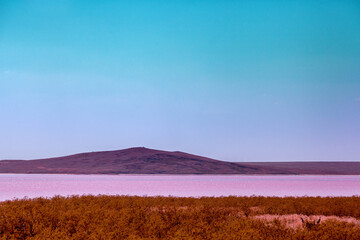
[1,147,360,175]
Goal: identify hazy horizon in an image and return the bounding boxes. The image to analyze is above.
[1,1,360,161]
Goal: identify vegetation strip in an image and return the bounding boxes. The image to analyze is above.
[1,195,360,239]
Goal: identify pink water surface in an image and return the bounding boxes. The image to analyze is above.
[0,174,359,201]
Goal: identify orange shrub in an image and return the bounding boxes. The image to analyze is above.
[0,195,359,239]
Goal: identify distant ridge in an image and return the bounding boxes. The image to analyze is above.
[241,161,360,175]
[0,147,359,175]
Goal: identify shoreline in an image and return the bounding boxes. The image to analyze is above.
[1,173,360,176]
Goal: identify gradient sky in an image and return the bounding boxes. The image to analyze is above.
[1,0,360,161]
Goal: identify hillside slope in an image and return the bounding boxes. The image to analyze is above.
[1,148,359,174]
[0,147,285,174]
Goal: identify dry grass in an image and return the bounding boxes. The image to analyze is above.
[253,214,360,229]
[0,195,360,239]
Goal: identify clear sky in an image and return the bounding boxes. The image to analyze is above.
[1,0,359,161]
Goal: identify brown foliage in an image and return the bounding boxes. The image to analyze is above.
[0,195,359,239]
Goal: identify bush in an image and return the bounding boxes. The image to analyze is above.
[0,195,359,239]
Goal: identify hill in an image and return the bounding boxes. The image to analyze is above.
[0,147,284,174]
[0,147,359,174]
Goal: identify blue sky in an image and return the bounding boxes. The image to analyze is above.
[1,0,360,161]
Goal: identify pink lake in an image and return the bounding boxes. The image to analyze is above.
[0,174,359,201]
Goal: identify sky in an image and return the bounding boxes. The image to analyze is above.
[0,0,360,161]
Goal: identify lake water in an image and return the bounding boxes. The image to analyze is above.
[0,174,359,201]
